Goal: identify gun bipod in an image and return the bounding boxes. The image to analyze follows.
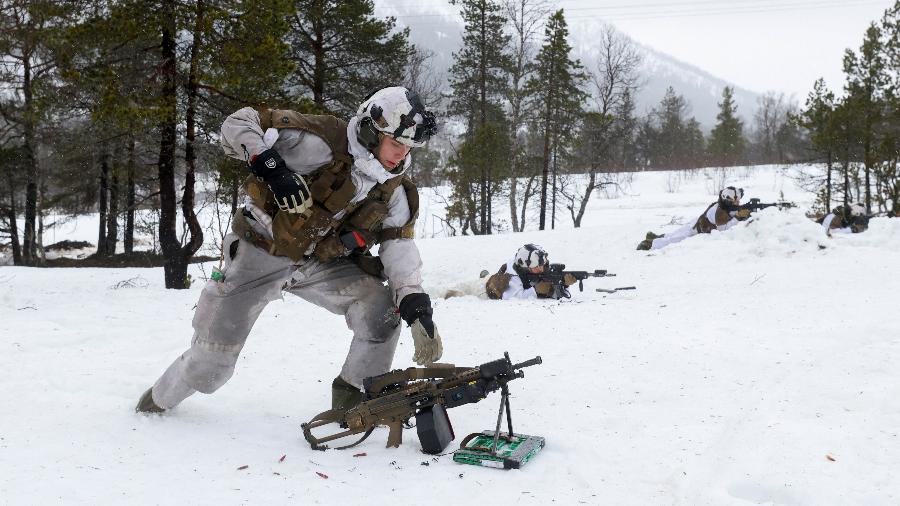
[452,379,546,469]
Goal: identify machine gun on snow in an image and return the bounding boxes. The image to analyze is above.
[301,353,542,455]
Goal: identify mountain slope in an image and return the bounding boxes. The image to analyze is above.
[378,3,761,128]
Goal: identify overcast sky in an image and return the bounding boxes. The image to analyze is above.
[561,0,896,99]
[383,0,896,100]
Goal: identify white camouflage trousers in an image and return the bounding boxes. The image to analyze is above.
[151,232,400,409]
[651,222,698,250]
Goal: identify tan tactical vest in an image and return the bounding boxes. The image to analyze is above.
[237,108,419,266]
[693,202,731,234]
[485,264,513,300]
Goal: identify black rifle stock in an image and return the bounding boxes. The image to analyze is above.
[301,352,542,452]
[523,263,615,298]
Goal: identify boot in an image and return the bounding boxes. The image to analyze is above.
[636,239,653,251]
[135,387,166,414]
[645,231,663,240]
[331,376,362,412]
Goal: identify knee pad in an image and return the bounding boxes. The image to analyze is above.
[345,287,400,344]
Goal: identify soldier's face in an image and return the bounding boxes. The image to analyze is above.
[376,135,412,171]
[529,265,544,274]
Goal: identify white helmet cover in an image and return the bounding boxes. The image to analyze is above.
[719,186,744,205]
[356,86,437,148]
[515,244,549,269]
[848,203,866,217]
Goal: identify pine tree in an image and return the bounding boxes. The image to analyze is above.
[0,145,27,264]
[614,88,639,170]
[877,2,899,212]
[707,86,746,167]
[797,79,837,210]
[447,122,511,234]
[656,88,688,168]
[684,118,706,168]
[524,9,587,230]
[641,87,703,169]
[844,22,888,212]
[61,0,294,287]
[0,0,80,265]
[830,96,862,207]
[285,0,410,115]
[447,0,512,234]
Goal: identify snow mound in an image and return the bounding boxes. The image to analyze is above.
[435,275,489,300]
[710,208,829,257]
[847,216,900,248]
[705,210,900,257]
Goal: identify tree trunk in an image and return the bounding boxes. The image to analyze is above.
[312,20,325,107]
[230,179,239,216]
[97,149,109,256]
[864,159,871,213]
[539,118,551,230]
[573,172,596,228]
[5,170,21,264]
[22,56,38,264]
[843,158,851,207]
[550,148,557,230]
[519,175,535,231]
[124,134,136,254]
[37,183,45,263]
[478,6,489,235]
[508,175,519,232]
[157,1,183,288]
[179,0,207,272]
[825,151,832,213]
[106,154,119,255]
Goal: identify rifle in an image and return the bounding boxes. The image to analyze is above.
[738,198,797,212]
[301,352,542,454]
[523,263,615,299]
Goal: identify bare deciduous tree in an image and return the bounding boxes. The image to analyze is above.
[565,25,641,227]
[752,91,797,164]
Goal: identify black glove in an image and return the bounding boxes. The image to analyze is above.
[399,292,434,336]
[249,148,312,214]
[399,293,442,365]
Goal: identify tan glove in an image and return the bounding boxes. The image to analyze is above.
[563,273,578,287]
[534,281,554,297]
[410,319,443,366]
[735,208,752,220]
[399,293,443,366]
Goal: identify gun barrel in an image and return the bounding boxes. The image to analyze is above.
[512,356,542,370]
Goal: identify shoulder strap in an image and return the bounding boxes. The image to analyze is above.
[376,177,419,242]
[255,107,352,164]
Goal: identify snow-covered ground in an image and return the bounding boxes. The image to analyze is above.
[2,165,899,505]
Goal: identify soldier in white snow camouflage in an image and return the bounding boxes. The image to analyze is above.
[136,87,442,415]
